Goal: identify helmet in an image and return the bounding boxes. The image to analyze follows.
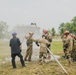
[29,32,34,35]
[43,29,48,34]
[64,30,69,34]
[69,33,73,37]
[12,32,17,36]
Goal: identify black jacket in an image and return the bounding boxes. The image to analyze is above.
[9,37,21,54]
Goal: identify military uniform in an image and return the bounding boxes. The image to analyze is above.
[72,38,76,61]
[62,35,67,58]
[44,33,52,59]
[65,35,73,59]
[63,30,73,66]
[24,35,36,61]
[38,36,50,62]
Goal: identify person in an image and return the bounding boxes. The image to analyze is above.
[62,35,67,58]
[43,29,52,59]
[24,32,37,61]
[9,32,25,69]
[38,35,50,63]
[63,30,73,66]
[72,35,76,62]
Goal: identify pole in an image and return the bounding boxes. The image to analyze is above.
[47,48,69,75]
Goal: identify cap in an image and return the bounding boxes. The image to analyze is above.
[64,30,69,34]
[12,32,17,36]
[29,32,34,35]
[43,29,48,34]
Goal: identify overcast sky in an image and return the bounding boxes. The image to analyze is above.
[0,0,76,32]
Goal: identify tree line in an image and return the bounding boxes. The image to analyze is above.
[59,16,76,35]
[0,16,76,39]
[0,21,10,39]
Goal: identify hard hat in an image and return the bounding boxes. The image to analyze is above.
[29,32,34,35]
[64,30,69,34]
[43,29,48,34]
[12,32,17,36]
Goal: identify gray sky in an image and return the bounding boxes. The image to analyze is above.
[0,0,76,32]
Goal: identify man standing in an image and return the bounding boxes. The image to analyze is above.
[24,32,36,61]
[43,29,52,59]
[63,30,73,66]
[62,35,67,58]
[72,35,76,62]
[9,32,25,68]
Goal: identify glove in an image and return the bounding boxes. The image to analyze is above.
[47,44,50,48]
[35,41,39,46]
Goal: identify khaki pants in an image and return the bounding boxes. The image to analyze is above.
[24,45,33,61]
[39,52,47,62]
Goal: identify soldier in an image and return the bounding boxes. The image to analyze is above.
[9,32,25,68]
[72,35,76,62]
[63,30,73,66]
[43,29,52,59]
[24,32,36,61]
[62,35,67,58]
[69,34,74,60]
[38,35,50,63]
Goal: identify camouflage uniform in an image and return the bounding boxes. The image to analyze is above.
[24,35,36,61]
[38,36,50,62]
[63,30,73,66]
[62,35,67,58]
[65,35,73,59]
[45,34,52,59]
[72,38,76,61]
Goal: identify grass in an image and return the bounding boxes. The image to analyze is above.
[0,39,76,75]
[0,40,10,60]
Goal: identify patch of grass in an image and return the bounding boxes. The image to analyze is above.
[0,40,76,75]
[52,41,63,52]
[0,40,10,60]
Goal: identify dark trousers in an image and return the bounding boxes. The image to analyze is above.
[11,53,25,68]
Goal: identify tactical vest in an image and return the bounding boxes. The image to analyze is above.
[73,39,76,49]
[63,38,69,48]
[26,37,33,46]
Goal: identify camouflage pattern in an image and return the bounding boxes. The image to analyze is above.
[65,35,73,58]
[62,35,67,57]
[38,37,50,62]
[62,32,73,66]
[45,33,52,59]
[24,35,36,61]
[72,38,76,61]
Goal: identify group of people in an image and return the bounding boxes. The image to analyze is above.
[62,30,76,66]
[9,29,52,68]
[9,29,76,69]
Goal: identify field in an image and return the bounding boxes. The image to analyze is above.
[0,39,76,75]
